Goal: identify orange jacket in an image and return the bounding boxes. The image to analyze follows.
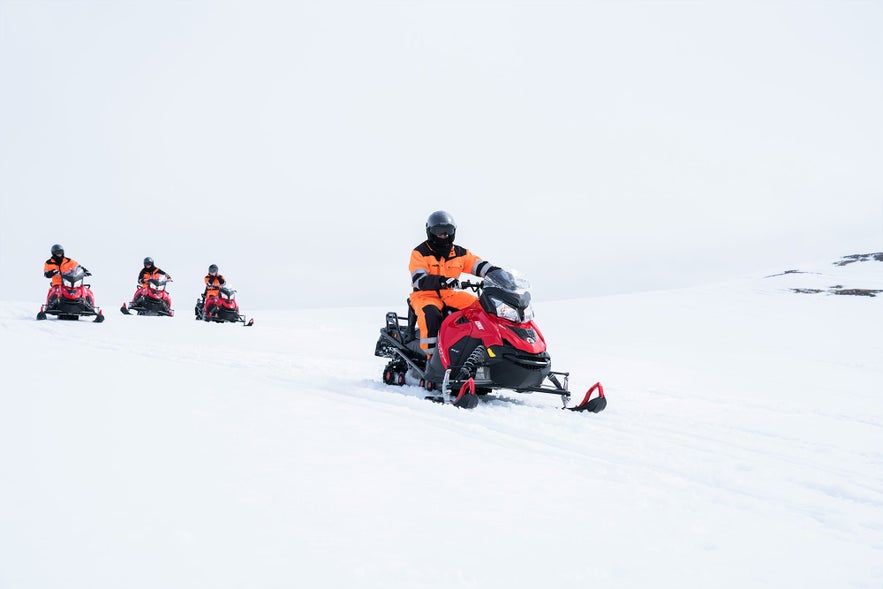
[204,274,226,297]
[409,242,493,291]
[139,266,170,285]
[43,257,79,287]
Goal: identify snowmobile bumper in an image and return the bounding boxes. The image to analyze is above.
[123,298,173,317]
[40,299,102,321]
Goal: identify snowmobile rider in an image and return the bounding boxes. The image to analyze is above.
[137,257,172,286]
[410,211,499,357]
[43,244,89,287]
[200,264,226,319]
[203,264,226,298]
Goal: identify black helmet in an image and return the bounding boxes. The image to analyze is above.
[425,210,456,252]
[51,244,64,257]
[208,264,219,274]
[144,257,154,267]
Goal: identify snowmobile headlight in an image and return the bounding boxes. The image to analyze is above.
[522,304,535,323]
[490,297,534,323]
[490,297,521,323]
[68,278,84,288]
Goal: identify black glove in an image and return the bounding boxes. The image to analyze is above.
[421,275,459,290]
[44,269,58,278]
[419,275,443,290]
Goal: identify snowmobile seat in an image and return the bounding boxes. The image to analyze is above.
[382,304,424,356]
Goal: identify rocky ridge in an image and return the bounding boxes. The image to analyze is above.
[765,252,883,297]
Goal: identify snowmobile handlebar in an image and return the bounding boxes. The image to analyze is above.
[458,280,483,293]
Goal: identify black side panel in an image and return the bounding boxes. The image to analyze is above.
[216,308,242,322]
[445,336,483,373]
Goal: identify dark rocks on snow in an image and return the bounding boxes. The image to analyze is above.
[782,252,882,298]
[834,252,883,266]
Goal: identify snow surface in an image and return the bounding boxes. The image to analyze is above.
[1,258,882,588]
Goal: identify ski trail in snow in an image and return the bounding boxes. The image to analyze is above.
[3,278,883,589]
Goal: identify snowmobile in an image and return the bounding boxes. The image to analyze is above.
[374,268,606,411]
[194,286,253,326]
[121,274,174,316]
[36,264,105,323]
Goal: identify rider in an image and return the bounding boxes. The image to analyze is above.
[43,244,81,286]
[137,257,172,286]
[132,257,172,306]
[200,264,226,319]
[409,211,498,357]
[43,244,90,306]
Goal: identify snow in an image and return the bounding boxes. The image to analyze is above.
[2,257,881,588]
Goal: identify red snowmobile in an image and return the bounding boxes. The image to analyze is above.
[374,268,606,411]
[37,265,105,322]
[121,274,174,316]
[195,286,253,326]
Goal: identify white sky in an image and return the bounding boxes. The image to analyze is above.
[1,0,881,308]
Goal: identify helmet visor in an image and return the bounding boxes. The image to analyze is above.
[428,224,455,237]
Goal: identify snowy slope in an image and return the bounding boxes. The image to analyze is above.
[1,257,881,589]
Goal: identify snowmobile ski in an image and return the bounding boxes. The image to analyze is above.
[568,382,607,413]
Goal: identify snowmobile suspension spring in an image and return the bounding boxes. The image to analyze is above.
[458,347,488,380]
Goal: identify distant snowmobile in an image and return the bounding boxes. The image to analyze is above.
[121,274,174,316]
[195,286,253,326]
[374,268,605,411]
[37,265,105,323]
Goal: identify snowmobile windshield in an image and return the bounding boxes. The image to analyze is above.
[483,269,530,294]
[62,265,85,288]
[480,269,534,323]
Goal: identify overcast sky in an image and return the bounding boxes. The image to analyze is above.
[1,0,881,309]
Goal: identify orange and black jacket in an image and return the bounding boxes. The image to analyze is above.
[138,267,170,284]
[204,274,226,296]
[43,256,79,286]
[409,242,495,291]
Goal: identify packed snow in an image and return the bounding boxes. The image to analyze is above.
[1,255,881,588]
